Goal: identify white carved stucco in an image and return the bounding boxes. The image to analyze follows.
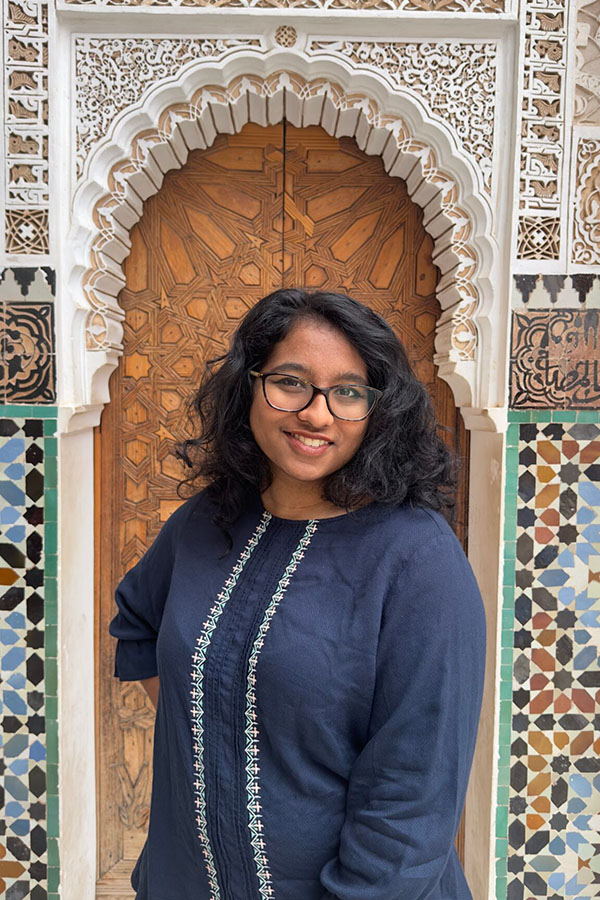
[64,47,501,433]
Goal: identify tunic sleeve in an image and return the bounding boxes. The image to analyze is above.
[319,531,486,900]
[108,500,190,682]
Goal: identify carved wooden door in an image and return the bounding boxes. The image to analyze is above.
[95,122,469,897]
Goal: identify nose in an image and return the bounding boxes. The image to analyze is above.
[296,390,334,429]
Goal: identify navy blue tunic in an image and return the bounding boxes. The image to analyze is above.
[109,489,486,900]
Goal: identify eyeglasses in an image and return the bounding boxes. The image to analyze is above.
[250,370,382,421]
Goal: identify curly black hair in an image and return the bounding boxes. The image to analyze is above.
[177,288,457,538]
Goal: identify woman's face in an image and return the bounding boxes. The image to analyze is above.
[249,318,371,490]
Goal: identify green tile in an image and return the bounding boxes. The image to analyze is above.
[495,857,507,878]
[502,585,515,608]
[505,469,518,493]
[46,658,57,694]
[499,698,512,723]
[504,541,515,560]
[46,719,59,763]
[45,526,57,555]
[47,762,59,794]
[496,783,509,808]
[496,804,508,837]
[46,695,58,720]
[498,742,511,767]
[46,554,57,577]
[44,417,58,434]
[45,489,58,522]
[529,409,553,422]
[48,861,60,888]
[500,678,512,700]
[49,892,61,900]
[495,838,508,859]
[576,409,600,423]
[45,436,57,457]
[503,557,516,586]
[500,664,512,684]
[508,410,532,422]
[45,599,57,626]
[502,608,514,629]
[48,838,60,868]
[552,409,577,422]
[46,455,57,487]
[47,795,60,838]
[46,623,57,657]
[495,875,507,900]
[498,720,511,748]
[506,424,519,447]
[46,576,57,604]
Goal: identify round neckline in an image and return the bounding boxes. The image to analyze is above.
[259,499,377,526]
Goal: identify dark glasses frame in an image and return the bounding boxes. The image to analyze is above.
[249,370,382,422]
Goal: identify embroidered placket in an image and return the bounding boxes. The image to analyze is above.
[245,520,319,899]
[190,512,272,899]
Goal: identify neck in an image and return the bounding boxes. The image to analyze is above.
[261,476,343,520]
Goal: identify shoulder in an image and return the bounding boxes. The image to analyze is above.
[159,487,216,539]
[369,504,484,624]
[359,501,460,565]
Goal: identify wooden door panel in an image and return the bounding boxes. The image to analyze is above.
[96,122,469,897]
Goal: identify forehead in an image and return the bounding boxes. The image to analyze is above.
[264,319,368,380]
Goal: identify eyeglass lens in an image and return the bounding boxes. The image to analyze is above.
[264,374,374,419]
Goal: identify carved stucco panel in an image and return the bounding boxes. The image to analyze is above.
[4,0,49,254]
[574,0,600,124]
[571,131,600,267]
[62,0,506,12]
[75,38,263,177]
[307,40,498,193]
[516,0,571,262]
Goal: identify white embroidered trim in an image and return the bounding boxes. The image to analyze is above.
[245,520,319,898]
[190,511,271,899]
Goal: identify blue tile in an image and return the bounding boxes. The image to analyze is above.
[1,629,20,645]
[5,801,26,817]
[0,480,25,505]
[29,739,46,761]
[0,438,25,462]
[4,691,27,714]
[0,506,19,524]
[2,646,26,669]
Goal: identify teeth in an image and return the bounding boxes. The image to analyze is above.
[291,432,330,448]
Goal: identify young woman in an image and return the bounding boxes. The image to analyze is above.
[109,288,486,900]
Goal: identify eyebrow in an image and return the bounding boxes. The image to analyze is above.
[268,361,368,383]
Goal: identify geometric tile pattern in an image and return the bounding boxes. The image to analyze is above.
[512,275,600,309]
[1,305,56,404]
[497,410,600,900]
[510,311,600,409]
[0,268,56,406]
[0,409,58,900]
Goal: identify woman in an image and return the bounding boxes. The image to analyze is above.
[109,288,486,900]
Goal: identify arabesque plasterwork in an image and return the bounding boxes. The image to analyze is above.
[4,0,49,255]
[75,37,498,197]
[575,0,600,124]
[516,0,571,262]
[67,55,499,431]
[75,38,262,176]
[62,0,506,11]
[570,132,600,267]
[306,40,497,193]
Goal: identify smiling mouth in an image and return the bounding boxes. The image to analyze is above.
[284,431,333,449]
